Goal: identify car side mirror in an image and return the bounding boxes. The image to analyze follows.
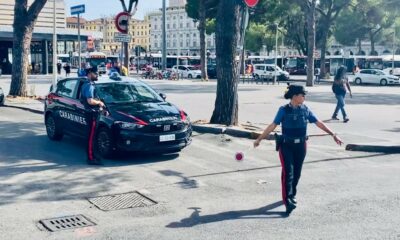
[159,93,167,100]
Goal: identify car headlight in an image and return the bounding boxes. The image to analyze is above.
[115,121,145,129]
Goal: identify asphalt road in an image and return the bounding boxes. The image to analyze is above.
[0,107,399,239]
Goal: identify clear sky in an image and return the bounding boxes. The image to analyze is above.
[64,0,163,20]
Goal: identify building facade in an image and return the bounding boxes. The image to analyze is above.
[86,16,150,56]
[148,0,216,56]
[0,0,97,74]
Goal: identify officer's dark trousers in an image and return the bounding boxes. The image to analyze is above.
[85,111,99,162]
[278,141,307,206]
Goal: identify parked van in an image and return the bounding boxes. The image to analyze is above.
[253,64,290,81]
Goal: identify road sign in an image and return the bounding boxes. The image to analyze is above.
[114,33,132,43]
[243,0,259,8]
[71,4,85,15]
[115,12,130,33]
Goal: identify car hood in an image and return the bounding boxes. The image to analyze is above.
[109,101,182,124]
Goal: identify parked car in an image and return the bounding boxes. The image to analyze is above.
[44,76,192,157]
[253,64,290,81]
[0,87,4,106]
[172,65,202,79]
[353,69,399,86]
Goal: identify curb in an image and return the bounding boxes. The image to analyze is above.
[346,144,400,154]
[192,124,275,140]
[4,104,44,115]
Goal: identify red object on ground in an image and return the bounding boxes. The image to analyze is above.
[235,152,244,161]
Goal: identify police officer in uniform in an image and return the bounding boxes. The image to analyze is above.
[81,67,105,165]
[254,85,343,215]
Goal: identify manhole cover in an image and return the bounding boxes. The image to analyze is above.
[88,191,157,211]
[39,214,96,232]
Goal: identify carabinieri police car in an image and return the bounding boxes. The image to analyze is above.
[44,75,192,157]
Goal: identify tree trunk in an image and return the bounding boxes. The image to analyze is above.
[10,0,47,97]
[357,38,362,54]
[319,20,330,79]
[369,32,376,55]
[305,1,316,87]
[210,0,244,126]
[199,0,208,81]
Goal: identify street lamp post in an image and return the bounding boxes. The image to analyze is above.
[274,23,279,85]
[162,0,166,71]
[52,0,57,86]
[392,27,396,74]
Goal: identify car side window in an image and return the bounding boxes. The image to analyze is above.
[56,80,79,98]
[255,66,264,71]
[178,66,186,71]
[361,70,370,74]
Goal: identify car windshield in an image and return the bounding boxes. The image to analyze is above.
[187,67,196,70]
[96,82,163,104]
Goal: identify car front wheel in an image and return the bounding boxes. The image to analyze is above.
[354,78,362,85]
[46,114,63,141]
[95,127,114,158]
[380,79,388,86]
[188,74,193,79]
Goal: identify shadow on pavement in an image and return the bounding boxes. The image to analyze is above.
[166,201,286,228]
[0,120,179,206]
[306,92,400,105]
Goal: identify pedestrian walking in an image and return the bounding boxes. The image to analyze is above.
[253,84,343,215]
[314,67,321,84]
[80,67,105,165]
[331,66,352,122]
[64,63,71,77]
[57,61,62,75]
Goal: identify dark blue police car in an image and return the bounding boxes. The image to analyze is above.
[44,76,192,157]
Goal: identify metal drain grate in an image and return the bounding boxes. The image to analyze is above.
[39,214,96,232]
[88,191,157,211]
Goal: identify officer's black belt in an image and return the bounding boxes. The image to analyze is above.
[282,136,308,144]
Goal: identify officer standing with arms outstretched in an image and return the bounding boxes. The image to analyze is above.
[81,67,105,165]
[254,85,343,215]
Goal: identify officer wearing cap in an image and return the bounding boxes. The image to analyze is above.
[80,67,105,165]
[254,84,343,215]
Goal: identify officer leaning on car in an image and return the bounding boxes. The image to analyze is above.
[80,67,105,165]
[254,85,343,215]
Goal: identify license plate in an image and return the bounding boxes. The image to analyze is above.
[160,134,175,142]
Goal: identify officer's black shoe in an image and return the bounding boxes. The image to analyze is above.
[331,116,340,120]
[343,118,350,123]
[285,198,297,215]
[290,196,297,204]
[87,158,103,166]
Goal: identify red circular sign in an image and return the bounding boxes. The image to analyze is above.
[244,0,259,7]
[115,12,130,33]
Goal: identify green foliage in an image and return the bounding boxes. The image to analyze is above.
[185,0,218,20]
[244,23,275,53]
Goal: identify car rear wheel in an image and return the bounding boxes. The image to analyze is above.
[46,114,63,141]
[95,127,114,158]
[380,79,388,86]
[354,78,362,85]
[254,74,260,80]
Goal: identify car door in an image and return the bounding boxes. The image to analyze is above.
[55,79,84,136]
[266,66,275,79]
[358,70,370,83]
[178,66,187,77]
[368,70,379,84]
